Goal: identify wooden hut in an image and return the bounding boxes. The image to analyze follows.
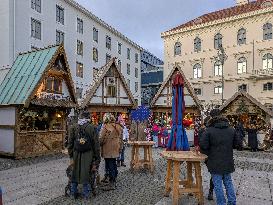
[150,66,202,144]
[219,91,273,148]
[0,44,77,158]
[80,58,137,124]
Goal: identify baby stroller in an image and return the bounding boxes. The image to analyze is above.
[65,163,100,197]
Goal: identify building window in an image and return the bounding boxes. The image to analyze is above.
[263,82,273,91]
[174,42,181,55]
[194,37,201,52]
[118,60,121,70]
[127,79,130,88]
[194,88,202,95]
[31,18,41,40]
[31,0,41,13]
[93,27,98,42]
[193,63,202,78]
[214,33,222,49]
[237,28,246,45]
[56,30,64,45]
[118,43,122,54]
[93,48,98,62]
[44,76,62,94]
[263,53,273,69]
[135,53,139,63]
[263,23,272,40]
[77,18,83,34]
[237,57,247,74]
[127,64,130,75]
[135,67,138,78]
[214,61,223,76]
[127,48,131,60]
[106,54,111,63]
[107,86,116,97]
[135,82,139,92]
[77,40,83,56]
[76,87,83,99]
[106,35,111,50]
[76,62,83,78]
[214,86,223,94]
[93,68,98,78]
[56,5,64,24]
[238,84,247,92]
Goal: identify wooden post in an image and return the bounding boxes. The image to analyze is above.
[187,161,193,188]
[195,162,204,205]
[172,161,180,205]
[164,159,172,197]
[130,145,135,170]
[148,146,154,173]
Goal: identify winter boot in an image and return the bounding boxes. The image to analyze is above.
[100,176,110,185]
[207,190,213,200]
[101,181,116,191]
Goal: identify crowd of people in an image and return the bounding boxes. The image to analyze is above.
[65,108,270,205]
[67,111,128,200]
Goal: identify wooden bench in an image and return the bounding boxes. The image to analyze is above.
[161,151,207,205]
[128,141,155,173]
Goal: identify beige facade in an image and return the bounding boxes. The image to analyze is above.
[162,0,273,107]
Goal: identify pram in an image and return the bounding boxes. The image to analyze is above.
[65,164,100,197]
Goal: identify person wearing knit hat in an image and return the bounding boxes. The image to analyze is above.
[200,108,239,205]
[67,110,101,200]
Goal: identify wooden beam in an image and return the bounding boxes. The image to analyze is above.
[0,125,15,129]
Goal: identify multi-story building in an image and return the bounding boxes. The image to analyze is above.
[162,0,273,107]
[0,0,142,104]
[141,50,164,105]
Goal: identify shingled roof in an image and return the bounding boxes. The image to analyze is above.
[219,91,273,117]
[164,0,272,34]
[0,44,77,108]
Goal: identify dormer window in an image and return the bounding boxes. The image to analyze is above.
[44,76,62,94]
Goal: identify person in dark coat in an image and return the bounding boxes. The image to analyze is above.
[235,120,245,151]
[68,111,101,199]
[200,109,239,205]
[246,122,258,152]
[197,116,214,201]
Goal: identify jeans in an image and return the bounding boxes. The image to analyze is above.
[211,174,236,205]
[118,146,125,162]
[71,182,91,198]
[153,135,158,147]
[105,158,118,182]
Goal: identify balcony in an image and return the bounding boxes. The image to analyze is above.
[249,68,273,80]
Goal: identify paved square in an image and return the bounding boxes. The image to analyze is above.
[0,148,273,205]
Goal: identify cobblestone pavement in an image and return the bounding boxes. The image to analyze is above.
[0,148,273,205]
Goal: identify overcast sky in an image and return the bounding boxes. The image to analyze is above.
[75,0,235,60]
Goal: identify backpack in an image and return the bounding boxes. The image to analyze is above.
[74,124,92,153]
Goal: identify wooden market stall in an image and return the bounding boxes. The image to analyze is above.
[150,66,203,145]
[79,58,137,125]
[219,91,273,149]
[0,44,77,158]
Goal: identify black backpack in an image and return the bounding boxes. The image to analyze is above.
[74,124,92,153]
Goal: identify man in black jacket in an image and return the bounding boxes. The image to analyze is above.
[200,109,238,205]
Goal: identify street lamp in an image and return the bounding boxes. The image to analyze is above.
[215,45,228,105]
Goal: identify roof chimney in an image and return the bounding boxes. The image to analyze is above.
[236,0,250,6]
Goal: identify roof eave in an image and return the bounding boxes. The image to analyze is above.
[64,0,143,51]
[161,6,273,38]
